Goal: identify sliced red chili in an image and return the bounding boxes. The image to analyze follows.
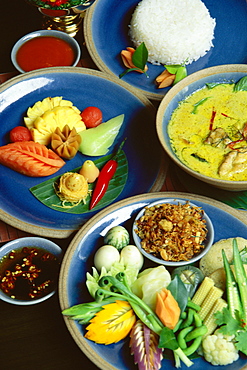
[227,139,245,150]
[209,109,216,130]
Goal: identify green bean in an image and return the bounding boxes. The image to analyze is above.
[183,335,203,356]
[180,308,195,329]
[186,299,201,311]
[185,325,208,342]
[177,326,194,350]
[181,311,187,319]
[173,318,183,333]
[193,312,203,327]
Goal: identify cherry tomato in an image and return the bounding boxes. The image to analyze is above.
[10,126,32,142]
[81,106,103,128]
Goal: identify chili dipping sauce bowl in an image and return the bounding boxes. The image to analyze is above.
[0,237,62,305]
[132,198,214,267]
[11,30,81,73]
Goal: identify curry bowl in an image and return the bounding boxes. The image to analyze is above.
[156,64,247,191]
[11,30,81,73]
[132,198,214,267]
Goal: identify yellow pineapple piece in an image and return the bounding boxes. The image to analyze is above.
[24,96,81,129]
[30,106,86,146]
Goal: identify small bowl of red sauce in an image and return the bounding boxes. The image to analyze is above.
[0,237,62,305]
[11,30,81,73]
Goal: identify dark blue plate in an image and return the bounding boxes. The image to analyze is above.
[59,192,247,370]
[0,67,164,238]
[84,0,247,100]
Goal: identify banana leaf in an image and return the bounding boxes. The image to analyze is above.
[29,150,128,214]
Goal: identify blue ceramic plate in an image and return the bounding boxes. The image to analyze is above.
[59,191,247,370]
[0,67,164,238]
[84,0,247,100]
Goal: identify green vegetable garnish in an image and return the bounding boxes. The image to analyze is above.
[165,64,187,85]
[191,97,210,114]
[172,266,204,298]
[234,76,247,92]
[215,239,247,356]
[119,42,149,78]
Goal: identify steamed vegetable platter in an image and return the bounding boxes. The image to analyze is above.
[59,192,247,370]
[0,68,163,237]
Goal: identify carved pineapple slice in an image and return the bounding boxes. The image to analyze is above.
[24,96,81,129]
[30,106,86,146]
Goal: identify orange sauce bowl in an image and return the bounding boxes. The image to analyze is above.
[11,30,81,73]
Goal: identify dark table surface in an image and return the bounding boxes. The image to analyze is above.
[0,0,85,73]
[0,2,99,369]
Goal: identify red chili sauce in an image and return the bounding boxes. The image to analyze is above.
[16,36,76,72]
[0,247,60,300]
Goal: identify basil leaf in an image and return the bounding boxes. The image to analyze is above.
[167,275,189,313]
[132,42,148,70]
[234,76,247,91]
[158,327,178,350]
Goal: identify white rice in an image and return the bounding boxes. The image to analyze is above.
[129,0,216,65]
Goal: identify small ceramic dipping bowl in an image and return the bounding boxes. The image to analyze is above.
[156,64,247,191]
[132,198,214,267]
[11,30,81,73]
[0,237,62,305]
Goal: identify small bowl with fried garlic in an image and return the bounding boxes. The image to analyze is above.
[132,198,214,267]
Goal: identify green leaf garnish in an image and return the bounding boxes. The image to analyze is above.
[29,151,128,214]
[119,42,148,78]
[164,64,187,85]
[167,275,189,313]
[191,97,210,114]
[132,42,148,70]
[215,306,247,355]
[158,327,178,350]
[234,76,247,92]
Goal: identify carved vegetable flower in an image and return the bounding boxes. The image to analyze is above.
[156,64,187,89]
[121,47,148,73]
[155,288,180,330]
[51,125,81,159]
[130,319,163,370]
[85,300,136,344]
[120,43,148,79]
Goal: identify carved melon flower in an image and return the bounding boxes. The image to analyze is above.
[85,300,136,344]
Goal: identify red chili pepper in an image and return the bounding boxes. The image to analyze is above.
[209,109,216,130]
[89,139,126,210]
